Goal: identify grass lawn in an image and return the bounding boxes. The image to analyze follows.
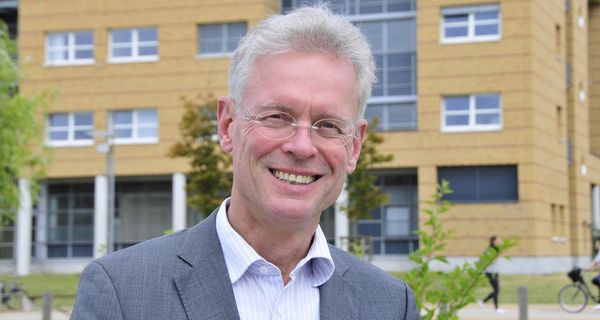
[394,271,598,305]
[0,274,80,308]
[0,271,596,309]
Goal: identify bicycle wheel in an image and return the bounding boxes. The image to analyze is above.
[558,284,588,313]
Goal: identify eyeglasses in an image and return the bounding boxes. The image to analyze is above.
[241,110,357,148]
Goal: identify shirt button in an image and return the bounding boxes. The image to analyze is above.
[259,266,269,274]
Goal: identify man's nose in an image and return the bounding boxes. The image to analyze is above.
[281,125,317,159]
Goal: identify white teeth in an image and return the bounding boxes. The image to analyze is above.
[274,170,315,184]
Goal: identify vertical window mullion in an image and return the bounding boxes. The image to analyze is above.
[68,33,74,62]
[469,95,476,128]
[68,113,74,142]
[468,13,475,38]
[221,24,227,53]
[132,29,138,58]
[132,110,138,139]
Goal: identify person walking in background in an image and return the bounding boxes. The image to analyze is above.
[479,235,506,315]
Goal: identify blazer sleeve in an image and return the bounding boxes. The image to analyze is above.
[71,261,125,320]
[404,284,419,320]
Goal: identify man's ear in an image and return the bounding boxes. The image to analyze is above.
[346,119,368,173]
[217,97,234,153]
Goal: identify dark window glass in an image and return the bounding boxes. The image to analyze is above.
[438,165,518,202]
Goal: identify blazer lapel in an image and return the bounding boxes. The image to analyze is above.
[319,250,359,320]
[173,211,240,320]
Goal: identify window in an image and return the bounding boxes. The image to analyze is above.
[114,181,172,250]
[365,102,417,130]
[110,109,158,143]
[284,0,417,132]
[442,94,501,132]
[109,27,158,62]
[358,173,419,254]
[46,31,94,65]
[47,183,94,258]
[197,22,247,56]
[283,0,416,14]
[438,165,518,202]
[47,112,94,146]
[441,4,500,43]
[0,217,14,260]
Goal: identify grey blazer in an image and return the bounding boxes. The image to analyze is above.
[71,210,419,320]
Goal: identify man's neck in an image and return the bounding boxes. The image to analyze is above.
[226,202,318,284]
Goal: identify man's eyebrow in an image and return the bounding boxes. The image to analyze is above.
[255,102,292,112]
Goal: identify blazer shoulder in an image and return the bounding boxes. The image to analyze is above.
[328,244,403,287]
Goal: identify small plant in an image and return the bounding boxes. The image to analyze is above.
[404,180,517,319]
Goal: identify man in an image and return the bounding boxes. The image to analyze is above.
[72,5,418,320]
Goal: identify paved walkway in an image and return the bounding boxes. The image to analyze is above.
[0,309,69,320]
[459,303,600,320]
[1,304,599,319]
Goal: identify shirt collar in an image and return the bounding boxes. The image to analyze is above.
[215,198,335,287]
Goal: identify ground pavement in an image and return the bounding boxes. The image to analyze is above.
[0,304,599,319]
[459,303,600,320]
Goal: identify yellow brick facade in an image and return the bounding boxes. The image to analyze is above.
[19,0,279,178]
[14,0,600,271]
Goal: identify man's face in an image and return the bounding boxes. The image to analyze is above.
[218,52,367,229]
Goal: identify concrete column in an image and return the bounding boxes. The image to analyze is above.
[172,173,187,232]
[94,176,108,258]
[335,184,350,251]
[16,179,32,276]
[593,185,600,230]
[35,183,48,260]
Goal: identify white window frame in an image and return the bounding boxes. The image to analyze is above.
[108,27,158,63]
[441,93,502,132]
[440,4,501,44]
[197,22,247,58]
[45,31,94,66]
[46,112,94,147]
[109,109,158,144]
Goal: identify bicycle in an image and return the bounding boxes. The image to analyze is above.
[0,279,23,310]
[558,268,600,313]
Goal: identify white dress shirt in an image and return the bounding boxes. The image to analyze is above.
[215,198,335,320]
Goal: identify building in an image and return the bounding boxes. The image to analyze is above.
[3,0,599,274]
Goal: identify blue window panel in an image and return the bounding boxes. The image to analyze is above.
[49,131,68,141]
[384,240,411,254]
[475,11,498,20]
[74,32,93,45]
[112,30,131,43]
[47,245,68,258]
[475,95,499,109]
[475,24,499,36]
[139,46,157,56]
[438,166,518,202]
[113,111,132,125]
[138,28,157,42]
[475,114,499,125]
[445,96,469,111]
[446,115,469,126]
[72,245,93,257]
[112,47,132,57]
[358,222,382,237]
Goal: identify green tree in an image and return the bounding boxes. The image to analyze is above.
[168,95,232,216]
[404,180,518,319]
[0,21,48,225]
[345,117,393,221]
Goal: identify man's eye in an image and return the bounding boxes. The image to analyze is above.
[317,120,344,134]
[258,112,293,125]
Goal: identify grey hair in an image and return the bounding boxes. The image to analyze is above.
[228,5,376,120]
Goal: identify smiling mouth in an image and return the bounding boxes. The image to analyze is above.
[271,169,320,185]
